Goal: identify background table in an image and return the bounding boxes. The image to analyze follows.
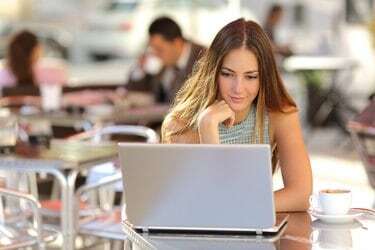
[0,141,117,250]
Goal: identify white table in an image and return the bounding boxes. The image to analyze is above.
[0,144,117,250]
[283,55,358,130]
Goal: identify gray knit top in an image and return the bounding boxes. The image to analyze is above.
[218,105,270,144]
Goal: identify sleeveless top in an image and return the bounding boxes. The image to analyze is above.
[218,105,270,144]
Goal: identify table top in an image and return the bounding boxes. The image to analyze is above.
[19,103,170,127]
[0,140,117,171]
[124,212,375,250]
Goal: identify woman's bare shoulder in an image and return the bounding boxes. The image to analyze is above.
[269,106,299,121]
[268,106,301,141]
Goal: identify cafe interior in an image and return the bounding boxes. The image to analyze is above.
[0,0,374,249]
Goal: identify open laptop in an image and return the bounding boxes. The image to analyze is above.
[122,219,286,250]
[118,143,288,236]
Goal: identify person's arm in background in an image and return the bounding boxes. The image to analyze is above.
[271,110,313,212]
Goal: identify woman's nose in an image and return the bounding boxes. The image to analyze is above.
[232,77,243,94]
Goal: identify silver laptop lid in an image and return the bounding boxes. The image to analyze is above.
[119,144,276,231]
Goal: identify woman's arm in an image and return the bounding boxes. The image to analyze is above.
[198,101,235,144]
[271,111,313,212]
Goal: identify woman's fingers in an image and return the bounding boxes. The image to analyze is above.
[217,101,235,127]
[223,104,235,127]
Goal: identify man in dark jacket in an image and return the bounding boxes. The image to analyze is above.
[126,16,205,104]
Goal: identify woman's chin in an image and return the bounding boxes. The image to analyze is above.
[228,103,248,113]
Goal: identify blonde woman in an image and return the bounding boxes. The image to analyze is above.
[162,19,312,212]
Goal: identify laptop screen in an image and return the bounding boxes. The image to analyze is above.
[119,144,276,232]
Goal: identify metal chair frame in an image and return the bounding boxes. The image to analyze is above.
[72,125,159,248]
[0,187,59,249]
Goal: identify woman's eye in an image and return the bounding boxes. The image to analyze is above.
[220,71,232,77]
[246,75,258,80]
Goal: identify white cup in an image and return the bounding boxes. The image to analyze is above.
[0,110,18,150]
[40,84,62,111]
[144,54,162,74]
[310,189,352,215]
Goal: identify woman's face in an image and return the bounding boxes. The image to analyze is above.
[31,45,42,64]
[218,47,260,116]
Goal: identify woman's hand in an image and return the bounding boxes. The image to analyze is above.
[197,100,235,144]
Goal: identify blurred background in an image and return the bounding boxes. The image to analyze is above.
[0,0,373,101]
[0,0,374,249]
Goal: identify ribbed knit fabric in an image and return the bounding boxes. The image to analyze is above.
[218,105,269,144]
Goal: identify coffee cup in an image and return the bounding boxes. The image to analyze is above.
[40,84,62,112]
[310,189,352,215]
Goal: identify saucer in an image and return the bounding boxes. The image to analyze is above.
[309,209,362,224]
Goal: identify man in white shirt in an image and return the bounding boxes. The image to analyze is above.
[126,16,205,104]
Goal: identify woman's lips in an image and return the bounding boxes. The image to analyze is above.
[230,96,245,103]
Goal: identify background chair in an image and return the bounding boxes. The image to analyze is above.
[69,124,159,143]
[69,124,158,193]
[348,100,375,208]
[75,173,124,249]
[72,125,159,249]
[0,187,59,249]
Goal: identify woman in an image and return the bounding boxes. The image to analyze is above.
[162,19,312,212]
[0,30,122,106]
[0,30,67,89]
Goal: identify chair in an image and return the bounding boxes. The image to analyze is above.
[29,125,157,236]
[69,124,158,191]
[0,187,59,249]
[72,125,158,248]
[69,124,159,143]
[75,173,123,238]
[348,100,375,207]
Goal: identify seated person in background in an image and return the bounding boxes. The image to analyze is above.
[0,30,67,96]
[162,19,312,212]
[0,30,123,108]
[263,4,293,58]
[126,16,205,104]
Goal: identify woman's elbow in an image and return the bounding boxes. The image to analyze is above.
[297,184,313,211]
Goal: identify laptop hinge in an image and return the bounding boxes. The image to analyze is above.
[255,230,263,235]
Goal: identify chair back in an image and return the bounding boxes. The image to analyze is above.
[69,124,160,143]
[348,100,375,189]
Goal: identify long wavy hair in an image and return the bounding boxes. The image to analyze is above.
[7,30,39,86]
[165,18,296,143]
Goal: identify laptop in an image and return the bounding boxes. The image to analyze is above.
[118,143,288,236]
[122,219,286,250]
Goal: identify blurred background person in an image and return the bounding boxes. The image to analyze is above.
[263,4,293,58]
[0,30,67,96]
[0,30,123,108]
[125,16,205,104]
